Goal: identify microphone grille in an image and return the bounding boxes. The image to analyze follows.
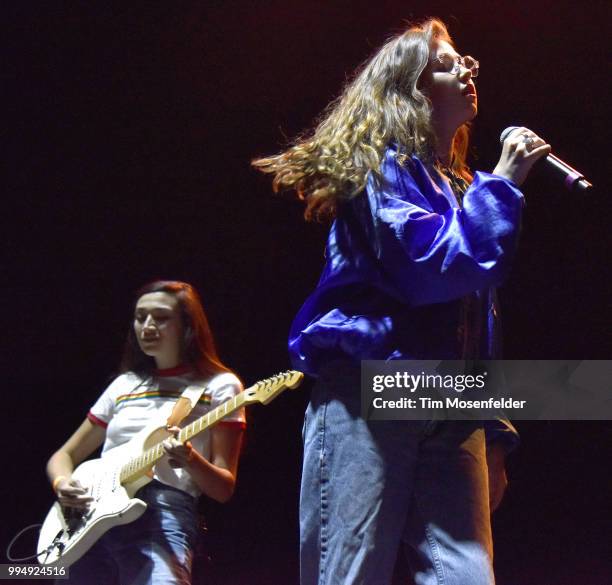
[500,126,520,144]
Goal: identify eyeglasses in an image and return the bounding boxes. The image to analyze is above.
[434,53,479,78]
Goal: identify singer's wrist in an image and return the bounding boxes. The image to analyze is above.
[491,166,521,188]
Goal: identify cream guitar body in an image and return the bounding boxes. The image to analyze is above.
[37,371,303,567]
[37,425,170,567]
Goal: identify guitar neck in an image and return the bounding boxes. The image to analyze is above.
[119,390,247,484]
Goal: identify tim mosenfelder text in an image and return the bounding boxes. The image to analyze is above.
[370,372,526,411]
[371,396,527,410]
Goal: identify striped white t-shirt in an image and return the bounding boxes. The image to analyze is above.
[88,366,245,497]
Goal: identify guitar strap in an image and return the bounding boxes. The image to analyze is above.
[166,383,207,429]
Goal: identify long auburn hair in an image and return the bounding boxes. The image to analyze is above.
[252,18,472,221]
[120,280,230,378]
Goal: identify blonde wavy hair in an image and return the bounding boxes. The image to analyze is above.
[252,18,472,221]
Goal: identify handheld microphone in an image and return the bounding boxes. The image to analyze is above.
[500,126,593,191]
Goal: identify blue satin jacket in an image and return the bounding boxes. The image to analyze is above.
[289,147,525,446]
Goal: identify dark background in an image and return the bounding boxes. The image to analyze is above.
[3,1,611,584]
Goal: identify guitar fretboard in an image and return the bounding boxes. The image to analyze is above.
[119,391,247,484]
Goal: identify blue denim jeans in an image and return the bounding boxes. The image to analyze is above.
[66,480,199,585]
[300,366,494,585]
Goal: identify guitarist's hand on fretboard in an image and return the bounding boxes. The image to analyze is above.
[163,426,195,469]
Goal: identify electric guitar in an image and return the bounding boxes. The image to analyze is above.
[37,370,304,567]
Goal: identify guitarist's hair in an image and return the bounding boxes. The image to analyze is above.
[120,280,231,378]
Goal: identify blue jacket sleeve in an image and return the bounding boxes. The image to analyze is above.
[362,152,525,306]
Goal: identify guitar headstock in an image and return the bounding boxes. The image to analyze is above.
[244,370,304,405]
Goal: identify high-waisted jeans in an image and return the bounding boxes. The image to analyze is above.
[300,366,494,585]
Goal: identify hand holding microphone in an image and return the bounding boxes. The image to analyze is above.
[494,126,593,191]
[492,127,551,187]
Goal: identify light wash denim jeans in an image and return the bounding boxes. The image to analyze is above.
[65,480,198,585]
[300,365,494,585]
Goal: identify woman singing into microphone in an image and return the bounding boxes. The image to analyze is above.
[253,18,549,585]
